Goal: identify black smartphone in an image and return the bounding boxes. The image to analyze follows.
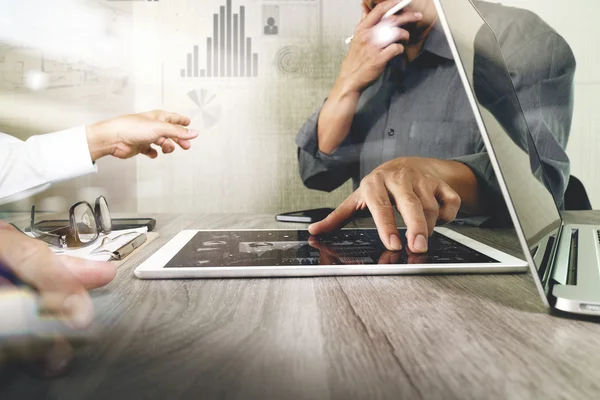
[276,208,335,224]
[32,218,156,232]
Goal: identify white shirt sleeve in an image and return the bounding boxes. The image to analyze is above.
[0,126,97,205]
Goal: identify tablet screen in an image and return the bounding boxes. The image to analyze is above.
[164,229,496,267]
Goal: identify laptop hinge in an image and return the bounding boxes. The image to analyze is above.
[543,222,565,288]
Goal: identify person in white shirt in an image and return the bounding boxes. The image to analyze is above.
[0,109,197,373]
[0,109,198,205]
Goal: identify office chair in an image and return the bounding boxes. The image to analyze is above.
[564,175,592,211]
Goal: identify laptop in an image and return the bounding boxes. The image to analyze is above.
[435,0,600,316]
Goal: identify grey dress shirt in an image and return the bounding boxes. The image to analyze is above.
[296,1,576,212]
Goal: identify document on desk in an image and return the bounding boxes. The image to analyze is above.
[44,228,148,262]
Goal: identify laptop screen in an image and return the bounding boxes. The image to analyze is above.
[435,0,564,279]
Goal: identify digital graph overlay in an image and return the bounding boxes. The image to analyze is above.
[187,89,222,130]
[180,0,259,79]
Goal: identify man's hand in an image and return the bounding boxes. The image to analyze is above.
[338,1,423,94]
[309,157,483,253]
[85,110,199,161]
[0,221,116,377]
[317,1,423,155]
[0,221,116,328]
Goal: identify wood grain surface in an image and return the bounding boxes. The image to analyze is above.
[2,212,600,400]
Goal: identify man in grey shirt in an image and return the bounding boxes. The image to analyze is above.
[297,0,575,253]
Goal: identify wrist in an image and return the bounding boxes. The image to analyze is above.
[331,76,361,100]
[85,121,116,162]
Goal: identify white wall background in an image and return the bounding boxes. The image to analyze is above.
[0,0,138,212]
[1,0,599,214]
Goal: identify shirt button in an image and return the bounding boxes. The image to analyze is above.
[387,128,395,137]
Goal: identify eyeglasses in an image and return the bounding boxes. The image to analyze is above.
[30,196,112,249]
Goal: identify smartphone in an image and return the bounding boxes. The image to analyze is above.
[32,218,156,232]
[276,208,335,224]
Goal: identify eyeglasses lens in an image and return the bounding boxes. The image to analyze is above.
[97,197,112,232]
[73,203,98,244]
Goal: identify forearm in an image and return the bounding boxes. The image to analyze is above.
[317,79,361,155]
[0,129,96,205]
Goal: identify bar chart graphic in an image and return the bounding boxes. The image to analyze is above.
[180,0,259,79]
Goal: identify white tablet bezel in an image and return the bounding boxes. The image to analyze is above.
[134,227,527,279]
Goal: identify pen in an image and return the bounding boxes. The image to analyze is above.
[345,0,413,44]
[112,233,147,261]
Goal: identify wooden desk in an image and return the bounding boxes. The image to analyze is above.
[2,212,600,399]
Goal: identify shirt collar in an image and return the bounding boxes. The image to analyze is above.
[388,21,453,71]
[422,21,453,60]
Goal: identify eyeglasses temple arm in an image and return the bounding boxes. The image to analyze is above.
[29,205,65,248]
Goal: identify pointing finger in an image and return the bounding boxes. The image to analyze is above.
[309,191,361,236]
[361,176,402,251]
[385,178,429,253]
[413,185,440,237]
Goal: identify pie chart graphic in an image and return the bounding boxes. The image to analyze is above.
[187,89,222,130]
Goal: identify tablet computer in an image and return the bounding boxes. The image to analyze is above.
[134,228,527,279]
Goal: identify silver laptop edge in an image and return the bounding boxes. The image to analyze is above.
[434,0,600,316]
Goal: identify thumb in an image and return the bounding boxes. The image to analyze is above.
[59,256,117,290]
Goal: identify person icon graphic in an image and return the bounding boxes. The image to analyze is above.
[264,17,278,35]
